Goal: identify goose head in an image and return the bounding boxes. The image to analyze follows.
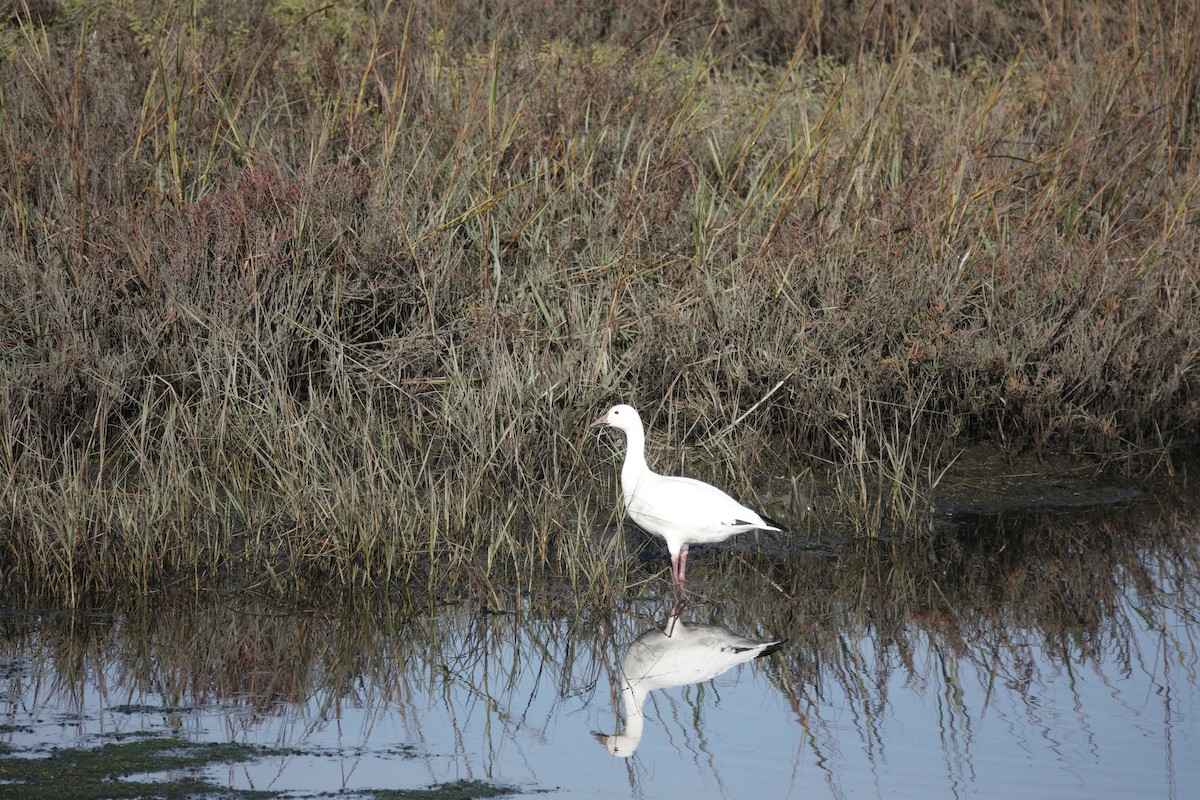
[590,404,642,433]
[591,730,641,758]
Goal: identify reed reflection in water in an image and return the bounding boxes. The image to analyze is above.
[1,487,1197,798]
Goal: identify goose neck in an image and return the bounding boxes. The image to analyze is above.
[620,425,650,487]
[619,682,649,736]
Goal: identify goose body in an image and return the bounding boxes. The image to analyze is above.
[591,404,780,588]
[593,615,784,757]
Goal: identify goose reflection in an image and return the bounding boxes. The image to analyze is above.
[593,613,784,758]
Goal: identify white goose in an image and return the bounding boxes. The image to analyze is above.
[593,615,784,757]
[590,404,780,589]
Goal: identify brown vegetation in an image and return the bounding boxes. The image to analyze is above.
[1,1,1198,599]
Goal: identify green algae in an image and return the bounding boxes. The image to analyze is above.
[0,734,522,800]
[0,735,273,800]
[374,781,522,799]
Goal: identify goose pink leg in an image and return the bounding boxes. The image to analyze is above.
[670,546,689,588]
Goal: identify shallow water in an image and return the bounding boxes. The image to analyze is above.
[2,482,1198,799]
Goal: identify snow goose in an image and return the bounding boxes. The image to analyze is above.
[593,614,784,757]
[590,404,780,589]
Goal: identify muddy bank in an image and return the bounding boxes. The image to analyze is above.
[743,442,1178,558]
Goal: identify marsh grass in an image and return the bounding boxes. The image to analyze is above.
[2,1,1199,600]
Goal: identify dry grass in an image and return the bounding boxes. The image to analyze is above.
[1,1,1199,600]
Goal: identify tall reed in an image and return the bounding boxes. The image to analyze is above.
[1,1,1198,600]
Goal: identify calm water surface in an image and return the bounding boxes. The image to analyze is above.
[2,484,1198,799]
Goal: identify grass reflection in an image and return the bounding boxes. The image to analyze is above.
[1,483,1197,797]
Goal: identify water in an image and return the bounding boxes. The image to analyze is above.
[2,486,1198,799]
